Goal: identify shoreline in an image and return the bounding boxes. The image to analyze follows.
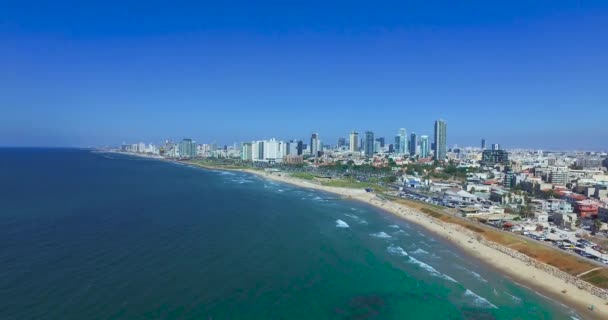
[109,153,608,319]
[207,165,608,319]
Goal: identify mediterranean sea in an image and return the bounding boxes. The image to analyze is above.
[0,149,582,319]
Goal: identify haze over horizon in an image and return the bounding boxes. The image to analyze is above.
[1,1,607,150]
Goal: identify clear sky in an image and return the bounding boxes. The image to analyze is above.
[1,1,607,150]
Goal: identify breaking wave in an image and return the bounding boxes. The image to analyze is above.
[470,271,488,283]
[344,213,368,224]
[387,245,408,257]
[335,220,350,228]
[411,248,429,255]
[464,289,498,309]
[370,232,392,239]
[407,255,458,283]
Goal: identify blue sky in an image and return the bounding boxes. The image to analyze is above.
[1,1,607,150]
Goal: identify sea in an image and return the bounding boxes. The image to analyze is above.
[0,148,584,319]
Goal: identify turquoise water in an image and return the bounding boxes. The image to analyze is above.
[0,149,582,319]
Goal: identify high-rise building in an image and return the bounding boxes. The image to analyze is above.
[337,138,346,148]
[491,143,501,151]
[178,138,196,159]
[262,138,285,162]
[364,131,375,157]
[349,131,359,153]
[310,133,320,157]
[376,137,385,148]
[296,140,304,155]
[420,135,429,158]
[398,128,407,155]
[394,135,401,154]
[434,120,447,161]
[241,142,253,161]
[286,140,299,156]
[481,138,486,150]
[409,133,418,156]
[481,149,510,166]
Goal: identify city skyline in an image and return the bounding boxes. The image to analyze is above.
[2,1,607,150]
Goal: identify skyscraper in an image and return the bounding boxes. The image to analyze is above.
[420,135,429,158]
[178,138,196,159]
[492,143,501,151]
[337,138,346,148]
[481,138,486,150]
[409,133,417,156]
[241,142,252,161]
[434,120,447,161]
[364,131,375,157]
[398,128,407,155]
[349,131,359,153]
[376,137,385,148]
[310,133,319,156]
[394,135,401,154]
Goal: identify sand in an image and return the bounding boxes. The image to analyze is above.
[241,169,608,319]
[112,152,608,319]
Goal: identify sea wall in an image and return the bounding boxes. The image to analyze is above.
[478,237,608,300]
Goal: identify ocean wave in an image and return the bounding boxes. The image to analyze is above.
[503,291,522,303]
[470,271,488,283]
[407,256,458,283]
[336,220,350,228]
[231,178,253,184]
[393,229,409,236]
[388,224,400,229]
[370,232,392,239]
[344,213,368,225]
[219,171,236,176]
[387,245,408,257]
[464,289,498,309]
[411,248,429,255]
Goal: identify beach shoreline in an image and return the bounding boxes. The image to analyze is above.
[221,166,607,319]
[109,152,608,319]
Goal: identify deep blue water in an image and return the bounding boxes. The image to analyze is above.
[0,149,582,319]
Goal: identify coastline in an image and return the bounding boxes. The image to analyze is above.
[110,153,608,319]
[208,165,607,319]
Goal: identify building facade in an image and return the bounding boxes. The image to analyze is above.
[349,131,359,153]
[364,131,375,157]
[434,120,447,161]
[420,135,429,158]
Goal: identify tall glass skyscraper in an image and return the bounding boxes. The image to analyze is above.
[364,131,375,157]
[397,128,407,155]
[409,133,417,156]
[434,120,447,161]
[349,131,358,153]
[178,138,196,159]
[310,133,320,156]
[420,135,429,158]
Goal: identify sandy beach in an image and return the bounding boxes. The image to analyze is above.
[238,169,608,319]
[112,152,608,319]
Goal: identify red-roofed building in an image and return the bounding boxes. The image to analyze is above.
[576,200,599,218]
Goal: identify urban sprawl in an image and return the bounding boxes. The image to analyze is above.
[118,119,608,265]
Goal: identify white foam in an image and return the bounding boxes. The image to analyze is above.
[370,232,392,239]
[387,245,408,257]
[503,291,522,303]
[344,213,368,225]
[335,220,350,228]
[407,256,458,283]
[464,289,498,309]
[219,171,236,176]
[470,271,488,283]
[411,248,429,255]
[388,224,400,229]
